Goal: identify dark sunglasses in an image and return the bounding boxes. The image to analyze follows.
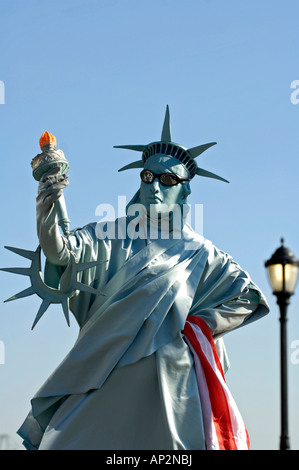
[140,169,190,187]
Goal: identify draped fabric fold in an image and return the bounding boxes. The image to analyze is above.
[17,218,269,450]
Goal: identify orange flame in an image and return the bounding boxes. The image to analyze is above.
[39,131,57,150]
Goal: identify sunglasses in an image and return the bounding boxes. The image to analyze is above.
[140,170,190,187]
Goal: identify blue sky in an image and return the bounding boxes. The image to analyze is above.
[0,0,299,450]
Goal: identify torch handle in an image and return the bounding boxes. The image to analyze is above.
[55,193,70,236]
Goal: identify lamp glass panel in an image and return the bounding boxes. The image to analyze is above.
[285,264,299,293]
[268,264,283,292]
[267,263,299,293]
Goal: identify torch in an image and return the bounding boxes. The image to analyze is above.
[31,131,71,236]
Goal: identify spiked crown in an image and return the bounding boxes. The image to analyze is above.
[114,105,228,183]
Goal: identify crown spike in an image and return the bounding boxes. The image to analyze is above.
[113,145,148,152]
[4,246,37,261]
[161,105,171,142]
[188,142,217,159]
[0,266,32,276]
[75,259,108,273]
[4,286,36,303]
[31,299,51,330]
[74,282,102,295]
[61,297,70,327]
[118,160,144,172]
[195,167,229,183]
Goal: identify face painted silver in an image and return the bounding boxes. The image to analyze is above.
[139,155,191,215]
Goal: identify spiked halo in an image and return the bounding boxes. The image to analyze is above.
[114,105,229,183]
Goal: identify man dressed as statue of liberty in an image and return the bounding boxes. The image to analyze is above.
[12,106,269,450]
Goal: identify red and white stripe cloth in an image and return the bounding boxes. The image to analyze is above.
[183,316,250,450]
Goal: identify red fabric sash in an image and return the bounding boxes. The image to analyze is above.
[183,316,250,450]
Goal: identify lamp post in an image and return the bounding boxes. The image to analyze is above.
[265,238,299,450]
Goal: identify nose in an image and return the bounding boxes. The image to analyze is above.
[150,178,160,193]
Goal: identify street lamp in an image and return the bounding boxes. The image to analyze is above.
[265,238,299,450]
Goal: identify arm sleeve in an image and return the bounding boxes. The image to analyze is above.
[36,195,70,267]
[189,245,269,338]
[43,223,110,327]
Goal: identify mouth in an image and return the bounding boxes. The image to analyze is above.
[147,196,163,203]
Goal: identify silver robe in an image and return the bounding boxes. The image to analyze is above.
[18,217,269,450]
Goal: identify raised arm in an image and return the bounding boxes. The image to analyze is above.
[36,169,70,266]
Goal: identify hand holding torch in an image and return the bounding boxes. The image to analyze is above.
[31,131,70,236]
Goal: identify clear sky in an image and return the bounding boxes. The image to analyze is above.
[0,0,299,450]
